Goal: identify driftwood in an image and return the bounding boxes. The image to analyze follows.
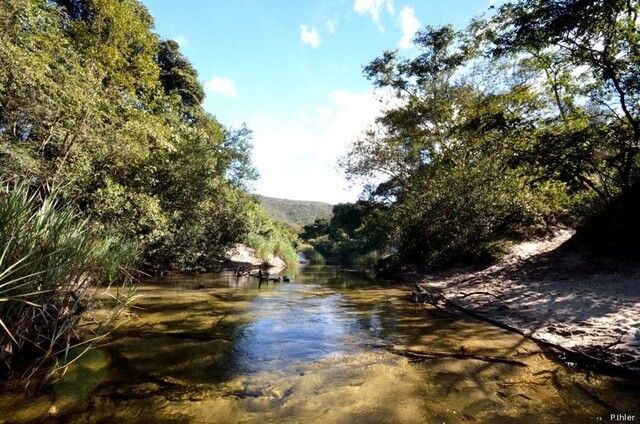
[385,346,527,367]
[409,283,443,304]
[234,265,252,276]
[410,283,502,304]
[602,327,632,350]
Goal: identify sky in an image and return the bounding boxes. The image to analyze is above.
[141,0,501,204]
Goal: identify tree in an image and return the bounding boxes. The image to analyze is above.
[485,0,640,199]
[157,39,204,108]
[0,0,264,273]
[340,24,569,266]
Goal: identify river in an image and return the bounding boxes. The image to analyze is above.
[1,266,638,423]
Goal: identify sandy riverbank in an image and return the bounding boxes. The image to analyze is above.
[411,227,640,372]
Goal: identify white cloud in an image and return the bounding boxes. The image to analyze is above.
[300,24,321,48]
[204,76,238,98]
[326,19,336,34]
[249,90,391,203]
[398,6,420,50]
[253,112,272,123]
[353,0,394,31]
[386,1,394,13]
[172,35,189,48]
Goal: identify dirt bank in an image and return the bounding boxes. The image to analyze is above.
[409,227,640,373]
[224,243,287,271]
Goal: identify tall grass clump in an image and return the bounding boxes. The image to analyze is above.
[0,182,138,386]
[273,238,297,266]
[245,232,297,267]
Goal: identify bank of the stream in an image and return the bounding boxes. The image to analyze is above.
[1,266,639,423]
[402,227,640,376]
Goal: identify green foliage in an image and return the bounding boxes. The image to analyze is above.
[471,0,640,201]
[157,39,204,108]
[0,0,260,274]
[391,160,556,265]
[480,0,640,246]
[243,202,298,267]
[298,243,326,265]
[0,182,137,384]
[0,0,270,386]
[334,1,640,266]
[301,201,390,266]
[339,19,582,267]
[352,250,388,270]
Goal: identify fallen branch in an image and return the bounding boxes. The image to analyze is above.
[114,330,225,342]
[409,283,443,305]
[385,346,527,367]
[602,327,632,351]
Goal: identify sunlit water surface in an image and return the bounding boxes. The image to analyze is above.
[1,266,638,423]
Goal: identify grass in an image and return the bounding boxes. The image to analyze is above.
[0,182,138,387]
[245,232,298,267]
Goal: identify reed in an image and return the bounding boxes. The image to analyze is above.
[245,232,297,267]
[0,182,138,386]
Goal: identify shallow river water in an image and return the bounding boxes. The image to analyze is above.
[1,266,639,423]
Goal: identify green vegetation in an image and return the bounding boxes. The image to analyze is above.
[256,195,333,265]
[0,0,266,274]
[303,0,640,268]
[0,0,296,383]
[244,204,299,266]
[298,243,326,265]
[258,195,333,228]
[0,183,137,384]
[301,201,389,265]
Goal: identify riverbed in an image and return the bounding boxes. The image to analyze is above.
[1,266,638,423]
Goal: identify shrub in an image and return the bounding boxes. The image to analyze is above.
[0,183,138,386]
[273,238,298,266]
[298,244,326,265]
[353,250,383,269]
[393,159,567,266]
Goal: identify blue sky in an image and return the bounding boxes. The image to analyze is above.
[141,0,500,203]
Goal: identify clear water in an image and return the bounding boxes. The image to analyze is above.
[1,266,638,423]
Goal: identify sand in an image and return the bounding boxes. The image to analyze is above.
[414,227,640,372]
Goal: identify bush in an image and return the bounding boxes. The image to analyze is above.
[300,201,391,266]
[298,244,326,265]
[0,183,138,385]
[245,232,298,267]
[393,159,567,266]
[353,250,383,269]
[273,238,298,266]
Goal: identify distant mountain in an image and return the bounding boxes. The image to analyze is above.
[258,195,333,227]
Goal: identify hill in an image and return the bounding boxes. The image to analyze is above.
[258,195,333,227]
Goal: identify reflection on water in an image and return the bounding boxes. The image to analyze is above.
[1,266,639,423]
[235,289,350,372]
